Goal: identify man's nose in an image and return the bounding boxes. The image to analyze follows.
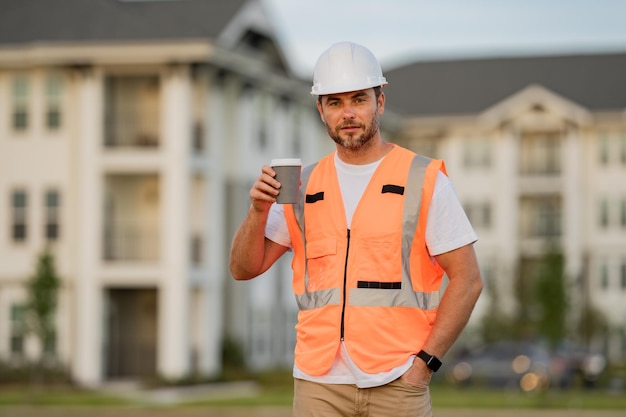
[342,103,356,119]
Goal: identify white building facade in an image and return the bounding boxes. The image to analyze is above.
[0,0,330,386]
[394,83,626,363]
[1,0,625,389]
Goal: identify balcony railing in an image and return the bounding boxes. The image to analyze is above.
[519,132,562,176]
[103,225,159,262]
[104,120,159,148]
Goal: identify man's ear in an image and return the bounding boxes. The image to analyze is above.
[316,100,326,123]
[377,92,386,115]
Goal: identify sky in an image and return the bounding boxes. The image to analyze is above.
[262,0,626,78]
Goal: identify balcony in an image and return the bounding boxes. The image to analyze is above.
[104,174,160,262]
[103,223,159,262]
[519,131,562,177]
[104,74,160,149]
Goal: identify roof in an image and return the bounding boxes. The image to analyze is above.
[0,0,247,45]
[383,53,626,117]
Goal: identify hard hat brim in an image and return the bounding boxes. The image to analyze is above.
[311,78,388,96]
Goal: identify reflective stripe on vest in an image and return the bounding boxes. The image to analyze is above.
[291,154,438,311]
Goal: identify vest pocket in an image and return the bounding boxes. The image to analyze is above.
[356,238,401,282]
[306,238,338,291]
[306,237,337,258]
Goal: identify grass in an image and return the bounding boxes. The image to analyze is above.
[430,385,626,410]
[1,370,625,410]
[188,384,626,410]
[0,385,131,407]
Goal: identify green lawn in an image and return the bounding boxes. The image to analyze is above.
[188,383,626,410]
[0,386,130,407]
[1,381,625,410]
[430,385,626,410]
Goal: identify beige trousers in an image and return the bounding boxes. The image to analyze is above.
[292,377,433,417]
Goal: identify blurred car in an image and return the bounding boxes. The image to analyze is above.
[444,341,551,391]
[549,341,607,388]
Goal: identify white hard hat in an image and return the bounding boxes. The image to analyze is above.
[311,41,388,96]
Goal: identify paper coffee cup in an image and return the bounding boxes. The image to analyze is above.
[271,158,302,204]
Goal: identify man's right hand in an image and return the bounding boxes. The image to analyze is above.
[229,165,289,281]
[249,165,281,212]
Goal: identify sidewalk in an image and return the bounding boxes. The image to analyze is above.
[100,380,261,406]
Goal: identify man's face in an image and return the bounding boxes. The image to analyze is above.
[317,88,385,151]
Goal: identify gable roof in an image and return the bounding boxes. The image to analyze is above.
[0,0,247,45]
[480,84,592,128]
[383,53,626,117]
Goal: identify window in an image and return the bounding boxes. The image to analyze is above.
[12,76,29,131]
[520,195,561,238]
[599,134,610,165]
[600,198,609,229]
[258,122,268,149]
[464,201,492,229]
[45,74,63,130]
[600,262,609,290]
[191,80,206,153]
[192,121,204,153]
[44,329,57,355]
[463,136,491,168]
[520,131,561,175]
[11,189,28,242]
[10,304,26,356]
[258,94,269,150]
[45,189,60,241]
[191,234,203,265]
[292,110,302,156]
[104,75,160,147]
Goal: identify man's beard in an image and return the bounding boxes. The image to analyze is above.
[326,114,379,151]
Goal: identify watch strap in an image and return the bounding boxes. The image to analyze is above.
[417,349,442,372]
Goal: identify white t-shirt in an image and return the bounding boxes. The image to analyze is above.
[265,152,478,388]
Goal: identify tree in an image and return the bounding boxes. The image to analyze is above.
[26,248,60,369]
[535,249,568,351]
[577,303,608,349]
[480,273,514,343]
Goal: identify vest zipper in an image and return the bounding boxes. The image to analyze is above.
[340,228,350,341]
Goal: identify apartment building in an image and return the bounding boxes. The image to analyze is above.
[0,0,330,386]
[2,0,625,389]
[384,54,626,362]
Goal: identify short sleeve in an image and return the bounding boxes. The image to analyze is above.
[425,172,478,256]
[265,203,292,249]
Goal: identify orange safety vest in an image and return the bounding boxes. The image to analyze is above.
[284,145,448,376]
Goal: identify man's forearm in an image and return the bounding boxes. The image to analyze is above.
[421,245,483,358]
[229,205,271,280]
[421,271,482,358]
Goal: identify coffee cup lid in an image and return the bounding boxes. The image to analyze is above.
[271,158,302,166]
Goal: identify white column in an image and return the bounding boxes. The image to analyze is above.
[74,67,103,387]
[158,65,191,379]
[563,127,583,271]
[562,126,584,326]
[497,126,519,312]
[222,77,252,348]
[199,73,226,376]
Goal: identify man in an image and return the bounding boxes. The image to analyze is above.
[230,41,483,417]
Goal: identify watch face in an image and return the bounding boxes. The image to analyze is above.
[430,357,442,371]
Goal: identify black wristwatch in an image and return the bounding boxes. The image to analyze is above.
[417,350,442,372]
